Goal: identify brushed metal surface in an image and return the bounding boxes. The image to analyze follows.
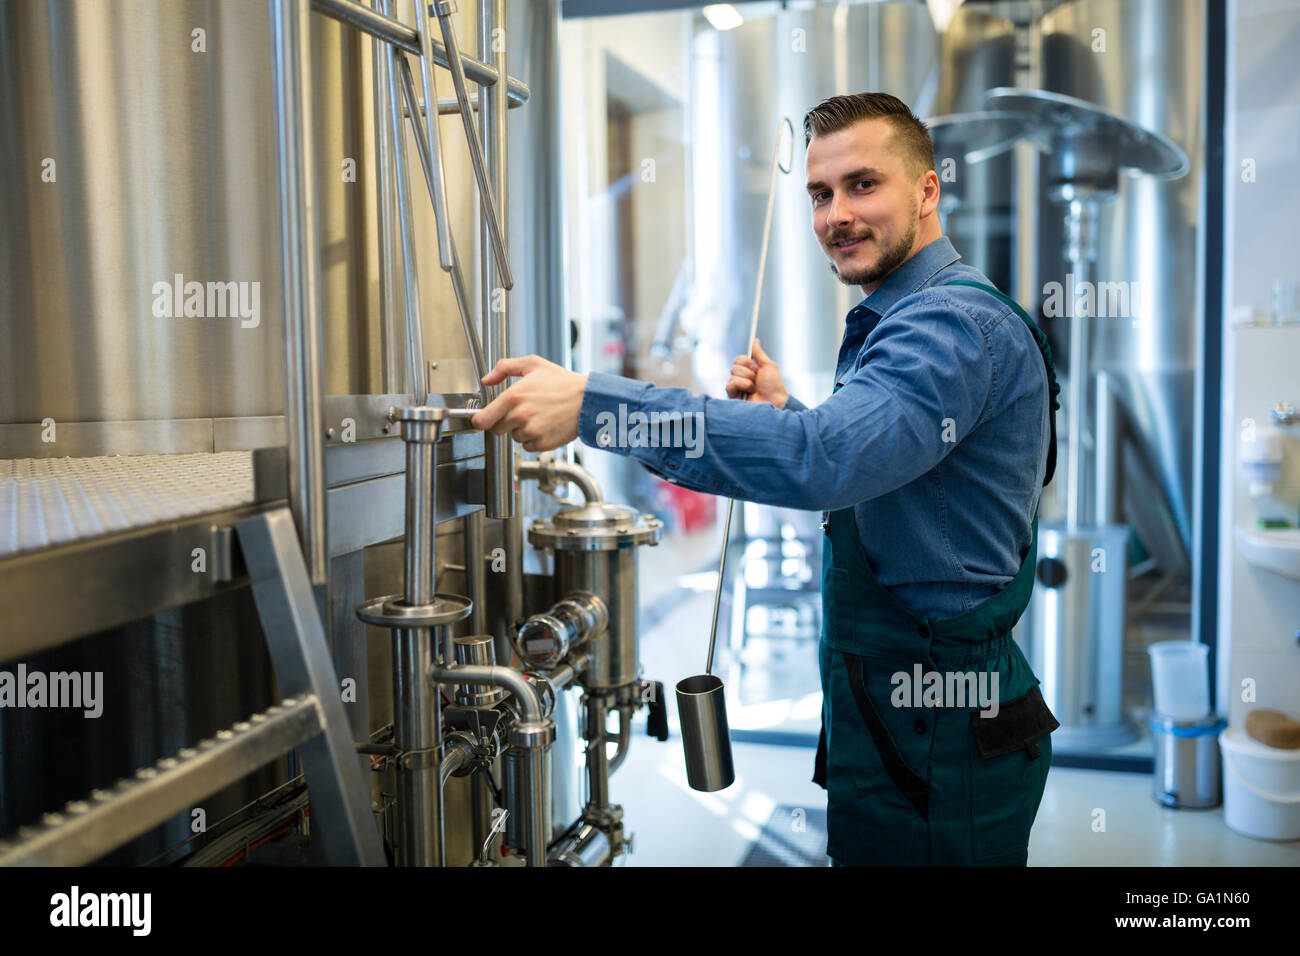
[0,452,255,558]
[691,3,941,406]
[1037,0,1203,556]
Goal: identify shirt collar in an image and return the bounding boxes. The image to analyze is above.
[847,236,962,320]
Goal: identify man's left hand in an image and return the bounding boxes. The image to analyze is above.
[471,355,589,452]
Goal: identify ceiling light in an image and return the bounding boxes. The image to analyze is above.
[703,4,744,31]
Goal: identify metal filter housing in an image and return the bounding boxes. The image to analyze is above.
[527,503,662,552]
[528,503,661,690]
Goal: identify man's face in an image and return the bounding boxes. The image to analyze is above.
[805,118,923,291]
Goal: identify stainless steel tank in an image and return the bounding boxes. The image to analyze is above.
[0,0,492,431]
[1036,0,1203,564]
[929,6,1018,288]
[689,2,941,406]
[0,0,562,862]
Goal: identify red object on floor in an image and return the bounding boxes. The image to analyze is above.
[657,479,716,532]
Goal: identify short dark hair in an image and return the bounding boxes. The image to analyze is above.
[802,92,934,178]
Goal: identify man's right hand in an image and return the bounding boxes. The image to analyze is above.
[726,337,790,409]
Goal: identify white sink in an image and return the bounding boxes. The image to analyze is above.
[1237,526,1300,581]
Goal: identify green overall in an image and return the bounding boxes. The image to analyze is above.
[812,282,1062,866]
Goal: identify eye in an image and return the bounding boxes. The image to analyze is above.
[810,190,829,206]
[856,179,875,190]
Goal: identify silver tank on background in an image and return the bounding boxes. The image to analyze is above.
[1036,0,1203,566]
[689,1,941,408]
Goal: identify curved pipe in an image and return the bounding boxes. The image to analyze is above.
[439,732,476,786]
[516,455,602,504]
[608,705,633,774]
[428,663,543,723]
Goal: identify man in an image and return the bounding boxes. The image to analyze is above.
[472,92,1060,866]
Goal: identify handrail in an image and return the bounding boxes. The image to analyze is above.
[311,0,529,107]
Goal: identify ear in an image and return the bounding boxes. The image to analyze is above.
[919,169,941,221]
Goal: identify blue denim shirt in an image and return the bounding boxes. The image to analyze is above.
[577,236,1050,618]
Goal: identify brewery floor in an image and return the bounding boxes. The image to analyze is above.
[613,738,1300,866]
[624,521,1299,866]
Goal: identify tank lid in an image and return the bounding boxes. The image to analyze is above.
[528,503,661,551]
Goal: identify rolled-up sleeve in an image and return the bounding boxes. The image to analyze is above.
[577,289,993,511]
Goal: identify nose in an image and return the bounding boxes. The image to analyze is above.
[824,190,852,229]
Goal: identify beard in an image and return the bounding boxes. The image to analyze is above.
[826,213,917,288]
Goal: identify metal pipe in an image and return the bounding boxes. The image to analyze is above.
[513,592,607,669]
[465,510,486,636]
[516,456,603,503]
[269,0,328,584]
[429,662,552,867]
[518,746,550,867]
[370,0,403,392]
[549,822,612,867]
[439,731,476,785]
[480,0,514,520]
[402,424,435,607]
[379,0,427,403]
[392,628,441,865]
[409,0,453,268]
[310,0,530,106]
[545,651,589,693]
[608,705,633,774]
[404,93,504,115]
[392,410,446,867]
[428,663,543,721]
[584,694,610,812]
[432,0,513,288]
[396,55,488,387]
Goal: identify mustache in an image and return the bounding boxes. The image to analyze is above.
[827,231,871,245]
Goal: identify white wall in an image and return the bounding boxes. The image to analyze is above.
[1217,0,1300,728]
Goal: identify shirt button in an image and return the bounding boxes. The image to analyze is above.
[913,719,927,735]
[597,432,611,447]
[668,461,678,470]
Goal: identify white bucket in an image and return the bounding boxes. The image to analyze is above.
[1219,726,1300,841]
[1147,641,1210,720]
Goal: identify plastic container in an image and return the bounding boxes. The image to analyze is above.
[1148,641,1210,720]
[1219,726,1300,840]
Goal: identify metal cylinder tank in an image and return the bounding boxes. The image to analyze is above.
[689,2,941,406]
[929,6,1018,289]
[1036,0,1204,563]
[528,504,661,690]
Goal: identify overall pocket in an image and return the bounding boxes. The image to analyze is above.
[969,685,1058,861]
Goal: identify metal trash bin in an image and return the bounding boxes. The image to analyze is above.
[1151,714,1226,809]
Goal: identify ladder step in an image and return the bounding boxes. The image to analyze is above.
[0,696,323,867]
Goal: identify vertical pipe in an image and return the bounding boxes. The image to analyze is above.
[269,0,328,584]
[392,628,440,865]
[465,510,487,636]
[523,747,550,867]
[380,0,427,403]
[584,695,610,811]
[480,0,514,520]
[392,413,443,866]
[1063,199,1095,531]
[371,0,403,392]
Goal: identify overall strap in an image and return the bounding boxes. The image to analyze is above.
[943,280,1060,488]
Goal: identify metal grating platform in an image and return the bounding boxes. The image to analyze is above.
[0,452,256,559]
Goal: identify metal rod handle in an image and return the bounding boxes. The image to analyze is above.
[396,55,489,389]
[381,0,427,404]
[706,118,794,675]
[409,2,453,269]
[311,0,530,106]
[432,0,514,289]
[270,0,329,585]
